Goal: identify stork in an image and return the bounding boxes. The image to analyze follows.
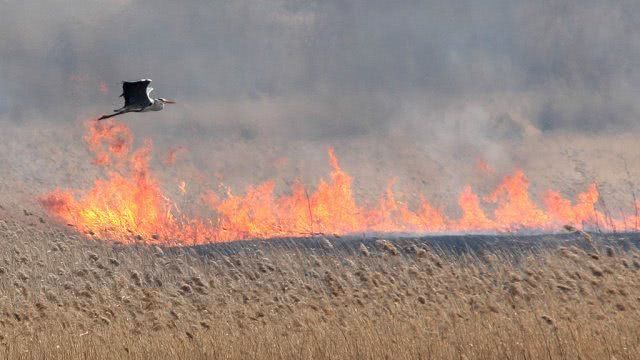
[98,79,175,120]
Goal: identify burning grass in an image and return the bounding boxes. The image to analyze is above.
[39,120,639,244]
[0,219,639,359]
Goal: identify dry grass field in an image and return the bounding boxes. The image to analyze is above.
[0,216,639,359]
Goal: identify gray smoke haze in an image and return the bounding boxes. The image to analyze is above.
[2,0,640,134]
[2,0,640,211]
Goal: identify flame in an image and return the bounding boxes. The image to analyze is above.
[456,186,494,231]
[543,184,609,229]
[84,120,133,166]
[178,181,187,194]
[476,158,495,175]
[487,170,549,230]
[40,120,639,244]
[41,140,175,239]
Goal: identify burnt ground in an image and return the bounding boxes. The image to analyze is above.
[172,231,640,259]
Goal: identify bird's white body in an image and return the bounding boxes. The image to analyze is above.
[146,99,166,111]
[120,98,164,112]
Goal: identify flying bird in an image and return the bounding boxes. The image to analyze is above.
[98,79,175,120]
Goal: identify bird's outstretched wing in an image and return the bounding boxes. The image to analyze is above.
[120,79,153,109]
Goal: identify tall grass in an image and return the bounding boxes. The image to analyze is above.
[0,218,639,359]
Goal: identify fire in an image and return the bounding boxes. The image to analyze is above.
[84,120,133,166]
[476,158,495,175]
[487,170,549,230]
[41,141,176,239]
[543,185,608,229]
[457,186,494,231]
[39,119,638,244]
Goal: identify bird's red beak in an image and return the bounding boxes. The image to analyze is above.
[164,99,176,104]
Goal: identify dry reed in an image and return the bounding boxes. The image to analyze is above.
[0,218,638,359]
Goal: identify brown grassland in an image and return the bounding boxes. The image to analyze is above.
[0,217,639,359]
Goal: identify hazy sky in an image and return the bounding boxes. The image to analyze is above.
[1,0,639,136]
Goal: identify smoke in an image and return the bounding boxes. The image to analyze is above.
[1,1,639,131]
[2,0,640,210]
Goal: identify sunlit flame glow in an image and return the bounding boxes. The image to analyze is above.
[39,120,637,244]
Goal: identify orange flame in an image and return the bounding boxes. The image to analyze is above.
[487,170,549,230]
[39,120,638,244]
[84,120,133,166]
[476,158,495,175]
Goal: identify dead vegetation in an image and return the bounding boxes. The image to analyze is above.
[0,218,639,359]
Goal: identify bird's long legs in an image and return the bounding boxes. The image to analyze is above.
[98,110,127,120]
[98,108,147,121]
